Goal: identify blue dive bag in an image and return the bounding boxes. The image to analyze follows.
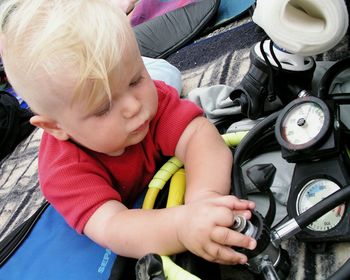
[0,203,117,279]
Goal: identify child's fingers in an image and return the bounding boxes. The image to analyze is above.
[202,241,250,265]
[210,195,255,210]
[232,209,253,220]
[239,198,256,209]
[210,225,256,250]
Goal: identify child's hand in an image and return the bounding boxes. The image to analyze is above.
[176,195,257,265]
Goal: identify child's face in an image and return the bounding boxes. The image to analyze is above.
[52,52,158,156]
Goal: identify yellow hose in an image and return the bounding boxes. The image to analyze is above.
[142,188,160,210]
[143,131,248,208]
[161,256,201,280]
[142,157,183,209]
[166,168,186,208]
[222,131,248,147]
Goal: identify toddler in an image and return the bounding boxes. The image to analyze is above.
[0,0,256,265]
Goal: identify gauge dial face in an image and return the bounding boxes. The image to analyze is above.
[297,179,345,231]
[282,102,325,145]
[275,97,331,151]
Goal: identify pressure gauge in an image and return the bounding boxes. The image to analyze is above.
[288,157,350,242]
[275,96,331,152]
[296,178,345,231]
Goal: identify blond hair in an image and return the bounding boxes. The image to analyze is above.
[0,0,135,115]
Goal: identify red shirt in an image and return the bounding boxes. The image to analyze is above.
[38,81,202,233]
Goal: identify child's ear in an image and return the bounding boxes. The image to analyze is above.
[30,115,69,141]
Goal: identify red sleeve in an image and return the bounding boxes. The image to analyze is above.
[38,135,121,233]
[151,80,203,155]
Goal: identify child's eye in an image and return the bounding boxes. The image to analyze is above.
[130,76,143,87]
[95,103,112,117]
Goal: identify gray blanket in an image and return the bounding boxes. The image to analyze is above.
[0,128,45,240]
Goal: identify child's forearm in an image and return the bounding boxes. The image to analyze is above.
[88,202,187,258]
[175,117,233,203]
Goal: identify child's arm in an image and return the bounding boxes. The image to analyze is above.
[172,116,257,261]
[175,116,235,203]
[84,194,255,265]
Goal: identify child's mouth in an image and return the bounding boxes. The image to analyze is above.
[131,120,149,134]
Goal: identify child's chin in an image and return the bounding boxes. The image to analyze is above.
[106,149,125,156]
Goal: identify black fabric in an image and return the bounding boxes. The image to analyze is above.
[135,254,165,280]
[166,21,265,72]
[134,0,220,59]
[0,59,8,87]
[109,256,137,280]
[172,251,222,280]
[0,91,35,161]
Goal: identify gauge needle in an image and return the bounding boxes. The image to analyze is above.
[296,105,312,127]
[336,205,343,217]
[304,105,312,122]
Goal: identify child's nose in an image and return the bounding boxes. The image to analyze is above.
[121,95,142,118]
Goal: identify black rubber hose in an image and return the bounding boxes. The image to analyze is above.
[232,110,281,198]
[243,129,277,160]
[317,57,350,100]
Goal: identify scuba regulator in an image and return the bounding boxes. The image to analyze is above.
[230,66,350,277]
[229,38,316,120]
[227,1,350,276]
[229,19,350,280]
